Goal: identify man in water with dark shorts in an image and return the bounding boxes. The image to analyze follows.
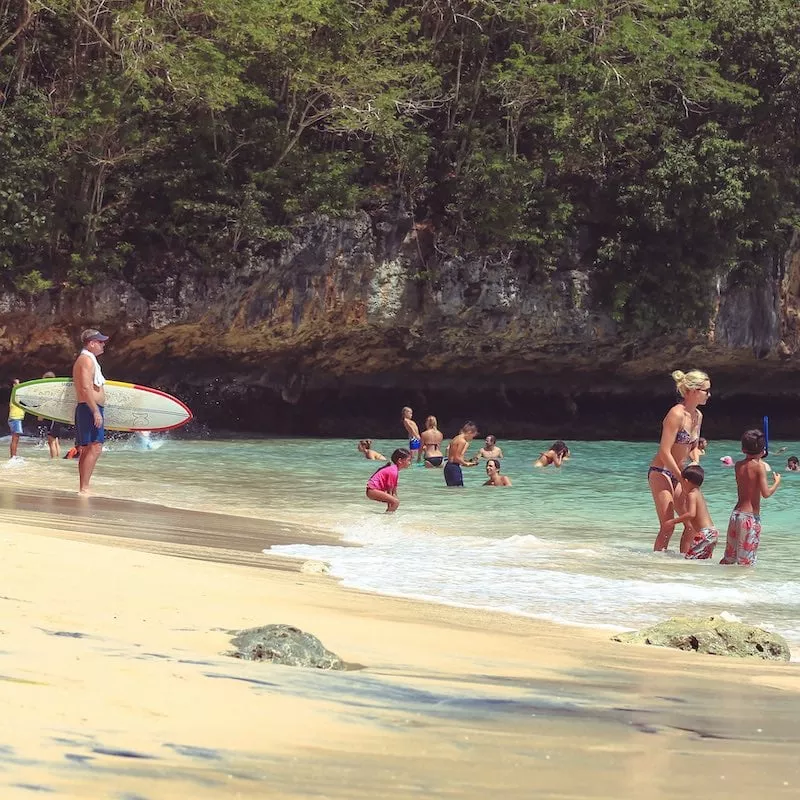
[72,328,109,494]
[444,421,480,487]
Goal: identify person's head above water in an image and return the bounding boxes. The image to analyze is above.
[484,435,496,448]
[671,369,711,399]
[720,455,734,466]
[741,429,766,456]
[461,421,478,440]
[358,439,372,451]
[787,456,799,469]
[485,458,502,473]
[551,440,568,455]
[698,437,708,450]
[390,448,412,466]
[681,463,705,487]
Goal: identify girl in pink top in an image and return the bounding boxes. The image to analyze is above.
[366,448,412,512]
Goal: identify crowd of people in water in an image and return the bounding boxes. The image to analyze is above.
[358,371,796,568]
[7,358,795,568]
[362,406,573,512]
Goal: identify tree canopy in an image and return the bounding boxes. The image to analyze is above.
[2,0,798,327]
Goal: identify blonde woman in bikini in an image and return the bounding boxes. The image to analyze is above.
[650,369,710,553]
[420,415,444,468]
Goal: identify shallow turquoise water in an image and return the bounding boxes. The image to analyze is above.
[5,435,800,651]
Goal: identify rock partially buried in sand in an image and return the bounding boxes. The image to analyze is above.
[300,560,330,574]
[228,624,344,669]
[611,616,790,661]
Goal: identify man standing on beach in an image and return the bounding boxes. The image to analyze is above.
[73,329,109,494]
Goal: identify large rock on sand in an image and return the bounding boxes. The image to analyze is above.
[228,624,345,669]
[611,615,790,661]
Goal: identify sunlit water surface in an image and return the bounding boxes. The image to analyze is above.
[4,435,800,651]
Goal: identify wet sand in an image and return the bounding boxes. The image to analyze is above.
[1,489,799,798]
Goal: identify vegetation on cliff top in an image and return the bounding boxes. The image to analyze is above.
[1,0,798,327]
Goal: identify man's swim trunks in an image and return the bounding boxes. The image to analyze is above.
[720,511,761,566]
[685,527,718,560]
[443,461,463,487]
[7,418,23,435]
[409,438,421,451]
[75,403,105,446]
[425,456,443,467]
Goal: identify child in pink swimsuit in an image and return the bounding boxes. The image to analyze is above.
[366,448,412,512]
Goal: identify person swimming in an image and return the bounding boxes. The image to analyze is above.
[787,456,800,472]
[483,458,512,486]
[357,439,386,461]
[534,441,569,468]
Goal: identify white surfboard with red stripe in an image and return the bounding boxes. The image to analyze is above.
[11,378,193,432]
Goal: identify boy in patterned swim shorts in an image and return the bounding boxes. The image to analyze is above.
[662,464,718,559]
[720,429,781,566]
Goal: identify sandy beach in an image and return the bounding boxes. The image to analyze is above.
[1,488,799,798]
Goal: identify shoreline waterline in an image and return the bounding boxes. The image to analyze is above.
[5,436,800,653]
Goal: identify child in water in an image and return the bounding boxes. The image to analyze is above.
[365,448,412,512]
[660,464,717,559]
[483,458,512,486]
[401,407,422,464]
[786,456,799,472]
[357,439,386,461]
[720,429,781,566]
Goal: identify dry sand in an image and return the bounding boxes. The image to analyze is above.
[0,498,799,798]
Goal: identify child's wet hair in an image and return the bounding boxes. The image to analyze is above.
[551,440,568,454]
[741,429,765,456]
[390,448,411,464]
[681,464,705,487]
[788,456,799,466]
[486,458,501,470]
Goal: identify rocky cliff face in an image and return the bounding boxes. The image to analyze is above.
[2,212,799,438]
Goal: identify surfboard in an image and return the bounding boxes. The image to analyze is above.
[11,378,193,433]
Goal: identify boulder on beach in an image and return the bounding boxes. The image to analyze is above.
[611,615,790,661]
[228,624,345,669]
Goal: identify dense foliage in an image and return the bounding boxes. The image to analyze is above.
[1,0,799,326]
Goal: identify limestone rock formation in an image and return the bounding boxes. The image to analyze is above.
[228,624,344,669]
[611,615,790,661]
[3,213,800,437]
